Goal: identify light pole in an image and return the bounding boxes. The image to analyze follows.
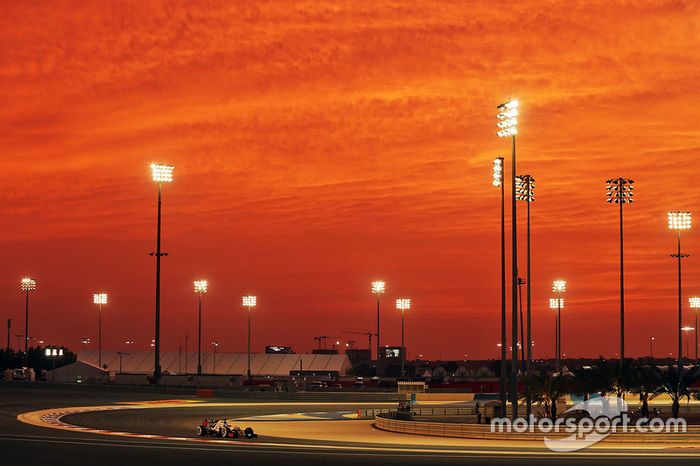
[194,280,208,376]
[492,157,507,413]
[682,327,694,360]
[93,293,108,369]
[150,163,174,384]
[184,334,189,375]
[44,347,63,382]
[606,178,633,367]
[116,351,130,374]
[497,98,519,420]
[548,298,564,372]
[371,281,386,379]
[396,298,411,378]
[690,297,700,364]
[650,336,655,359]
[20,278,36,364]
[211,341,219,373]
[80,337,91,351]
[516,174,535,418]
[668,211,691,373]
[243,295,257,382]
[551,279,567,372]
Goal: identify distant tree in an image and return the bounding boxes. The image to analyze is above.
[657,365,700,418]
[627,364,662,418]
[528,370,573,420]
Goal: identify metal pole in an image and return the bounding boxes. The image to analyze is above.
[525,184,532,418]
[154,183,162,384]
[677,231,683,374]
[24,290,29,364]
[510,134,518,420]
[650,338,653,359]
[98,303,102,368]
[6,319,10,351]
[401,309,406,377]
[197,294,202,376]
[696,312,698,363]
[499,158,507,414]
[52,353,56,382]
[556,298,561,372]
[247,306,252,382]
[185,334,188,375]
[376,296,382,379]
[619,182,625,368]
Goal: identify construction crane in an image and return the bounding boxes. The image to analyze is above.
[313,336,340,350]
[343,331,376,352]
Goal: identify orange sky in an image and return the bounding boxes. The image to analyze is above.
[1,1,699,359]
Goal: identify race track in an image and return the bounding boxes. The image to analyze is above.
[3,384,700,466]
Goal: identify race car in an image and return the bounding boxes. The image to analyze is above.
[196,419,257,439]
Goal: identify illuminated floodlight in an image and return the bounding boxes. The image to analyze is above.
[552,280,567,293]
[93,293,108,305]
[396,298,411,311]
[690,297,700,309]
[496,99,519,138]
[681,326,695,332]
[194,280,208,293]
[668,211,691,230]
[516,175,535,202]
[549,298,564,309]
[20,278,36,292]
[242,295,257,308]
[606,178,634,204]
[492,158,503,187]
[150,163,174,183]
[371,281,386,294]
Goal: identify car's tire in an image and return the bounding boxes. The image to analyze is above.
[219,427,228,438]
[196,426,205,436]
[245,427,255,439]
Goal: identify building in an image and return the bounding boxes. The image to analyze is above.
[77,350,352,378]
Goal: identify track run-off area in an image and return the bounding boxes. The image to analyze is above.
[5,385,700,465]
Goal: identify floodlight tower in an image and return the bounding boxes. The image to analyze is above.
[150,163,174,384]
[20,278,36,363]
[371,281,386,378]
[194,280,208,376]
[497,98,519,420]
[668,211,691,372]
[606,177,634,367]
[516,174,535,418]
[93,293,108,368]
[552,280,567,372]
[548,297,564,372]
[243,295,257,382]
[395,298,411,378]
[492,157,507,412]
[690,297,700,363]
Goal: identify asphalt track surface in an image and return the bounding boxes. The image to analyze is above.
[2,384,699,466]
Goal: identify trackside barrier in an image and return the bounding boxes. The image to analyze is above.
[373,413,700,443]
[357,407,475,419]
[197,389,214,398]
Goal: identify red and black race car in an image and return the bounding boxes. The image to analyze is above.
[196,419,258,439]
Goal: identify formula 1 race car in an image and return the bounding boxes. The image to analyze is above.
[196,419,258,439]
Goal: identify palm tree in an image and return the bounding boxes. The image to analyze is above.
[657,364,700,418]
[528,370,572,420]
[572,365,602,401]
[627,364,661,418]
